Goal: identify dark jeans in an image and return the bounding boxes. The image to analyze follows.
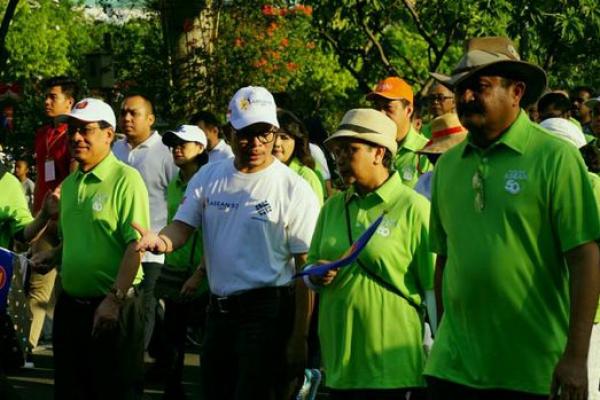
[201,287,296,400]
[140,262,163,349]
[328,388,427,400]
[53,291,144,400]
[162,298,192,396]
[426,377,547,400]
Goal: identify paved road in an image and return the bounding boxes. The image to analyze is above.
[5,348,203,399]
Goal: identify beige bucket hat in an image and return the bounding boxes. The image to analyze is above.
[325,109,398,155]
[430,36,547,106]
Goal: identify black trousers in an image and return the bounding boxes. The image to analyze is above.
[328,388,427,400]
[162,298,192,394]
[426,377,547,400]
[200,287,296,400]
[53,291,144,400]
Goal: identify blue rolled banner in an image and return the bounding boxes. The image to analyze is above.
[295,213,385,278]
[0,247,14,312]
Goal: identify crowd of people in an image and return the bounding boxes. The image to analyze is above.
[0,35,599,400]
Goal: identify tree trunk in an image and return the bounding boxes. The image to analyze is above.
[0,0,20,71]
[161,0,219,116]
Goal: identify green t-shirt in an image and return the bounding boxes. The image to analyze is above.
[426,111,600,394]
[60,153,150,297]
[164,172,208,294]
[0,172,33,248]
[394,126,432,188]
[306,172,434,389]
[289,158,324,206]
[589,173,600,323]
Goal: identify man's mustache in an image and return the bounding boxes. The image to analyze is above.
[458,101,484,116]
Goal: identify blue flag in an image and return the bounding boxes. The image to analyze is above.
[0,247,14,312]
[294,213,385,278]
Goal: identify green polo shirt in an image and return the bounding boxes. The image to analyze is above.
[425,111,600,394]
[589,173,600,323]
[421,122,432,139]
[60,153,149,297]
[394,126,432,188]
[306,172,434,389]
[289,158,324,205]
[164,172,209,294]
[0,172,33,248]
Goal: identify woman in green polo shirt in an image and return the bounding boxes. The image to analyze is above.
[273,109,325,205]
[159,125,209,399]
[305,109,433,400]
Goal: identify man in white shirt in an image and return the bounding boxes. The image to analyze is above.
[191,110,234,163]
[112,93,178,350]
[135,86,320,400]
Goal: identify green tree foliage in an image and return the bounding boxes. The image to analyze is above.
[307,0,600,95]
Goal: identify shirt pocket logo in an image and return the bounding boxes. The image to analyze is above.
[92,193,108,212]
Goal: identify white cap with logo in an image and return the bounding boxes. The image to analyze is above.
[63,98,116,129]
[227,86,279,130]
[162,125,208,148]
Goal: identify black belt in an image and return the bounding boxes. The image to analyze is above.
[208,286,293,314]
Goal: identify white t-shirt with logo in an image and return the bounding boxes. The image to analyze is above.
[174,158,320,296]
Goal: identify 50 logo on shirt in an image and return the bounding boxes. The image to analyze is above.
[92,193,109,212]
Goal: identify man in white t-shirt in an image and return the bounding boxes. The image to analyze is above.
[191,110,234,163]
[112,93,178,350]
[134,86,320,400]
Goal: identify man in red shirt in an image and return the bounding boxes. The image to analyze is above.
[29,76,78,355]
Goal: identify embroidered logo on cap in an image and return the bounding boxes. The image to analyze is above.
[75,101,88,110]
[239,98,250,111]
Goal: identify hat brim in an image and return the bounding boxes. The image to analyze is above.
[162,131,206,147]
[366,91,404,101]
[325,130,397,156]
[430,60,547,107]
[63,113,115,129]
[417,132,468,154]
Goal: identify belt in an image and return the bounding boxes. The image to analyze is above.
[208,286,292,314]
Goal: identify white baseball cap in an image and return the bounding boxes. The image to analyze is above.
[540,117,587,149]
[227,86,279,130]
[162,125,207,148]
[63,98,116,129]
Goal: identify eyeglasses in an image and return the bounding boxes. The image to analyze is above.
[472,163,488,212]
[235,127,276,144]
[67,125,102,136]
[426,95,454,104]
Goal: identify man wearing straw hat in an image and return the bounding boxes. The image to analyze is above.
[425,37,600,399]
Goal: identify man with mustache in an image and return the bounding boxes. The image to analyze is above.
[425,37,600,400]
[33,98,150,399]
[134,86,320,400]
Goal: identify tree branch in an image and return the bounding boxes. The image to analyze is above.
[399,0,439,57]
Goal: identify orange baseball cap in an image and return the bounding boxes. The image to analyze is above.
[366,77,413,104]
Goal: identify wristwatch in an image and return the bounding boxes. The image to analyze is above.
[109,286,128,304]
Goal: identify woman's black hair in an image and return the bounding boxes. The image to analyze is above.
[276,108,315,169]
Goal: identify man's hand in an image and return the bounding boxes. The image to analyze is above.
[132,222,167,254]
[550,354,588,400]
[180,268,205,297]
[30,247,59,274]
[308,260,337,286]
[41,187,61,219]
[92,295,121,336]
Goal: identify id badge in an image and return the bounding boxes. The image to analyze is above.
[44,159,56,182]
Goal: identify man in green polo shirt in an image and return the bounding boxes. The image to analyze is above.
[425,36,600,399]
[34,98,150,400]
[367,76,431,188]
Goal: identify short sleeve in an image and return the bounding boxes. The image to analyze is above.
[428,166,448,255]
[286,179,320,254]
[173,171,204,229]
[551,148,600,251]
[4,174,34,236]
[117,170,150,244]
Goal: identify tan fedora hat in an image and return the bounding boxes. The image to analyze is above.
[430,37,547,106]
[325,108,398,155]
[419,113,467,154]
